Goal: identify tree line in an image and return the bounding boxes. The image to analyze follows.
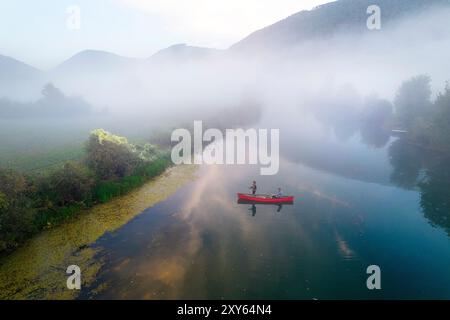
[388,75,450,236]
[311,74,450,153]
[0,83,92,118]
[394,75,450,150]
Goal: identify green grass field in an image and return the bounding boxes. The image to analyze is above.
[0,119,90,173]
[0,116,162,173]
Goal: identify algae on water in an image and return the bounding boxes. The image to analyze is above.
[0,165,197,300]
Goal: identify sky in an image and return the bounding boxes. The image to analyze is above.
[0,0,333,69]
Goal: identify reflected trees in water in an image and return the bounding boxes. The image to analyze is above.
[388,139,450,235]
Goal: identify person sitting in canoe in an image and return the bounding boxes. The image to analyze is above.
[272,188,282,198]
[249,181,257,195]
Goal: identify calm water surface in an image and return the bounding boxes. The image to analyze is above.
[80,119,450,299]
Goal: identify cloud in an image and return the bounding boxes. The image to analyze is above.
[116,0,334,47]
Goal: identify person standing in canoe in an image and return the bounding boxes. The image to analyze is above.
[249,181,257,195]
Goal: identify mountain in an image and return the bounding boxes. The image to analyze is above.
[2,0,449,103]
[0,55,46,100]
[0,55,42,81]
[231,0,450,54]
[52,45,220,76]
[51,50,141,77]
[149,44,221,65]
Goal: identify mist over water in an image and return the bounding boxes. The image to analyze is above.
[1,0,450,300]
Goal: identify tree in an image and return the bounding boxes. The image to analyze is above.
[0,83,92,118]
[394,75,432,139]
[430,84,450,149]
[37,83,92,117]
[41,83,65,101]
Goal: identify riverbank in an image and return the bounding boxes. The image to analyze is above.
[0,129,174,255]
[0,164,197,300]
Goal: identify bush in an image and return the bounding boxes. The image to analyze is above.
[48,162,94,206]
[0,169,36,253]
[93,153,171,203]
[85,129,141,179]
[0,131,172,255]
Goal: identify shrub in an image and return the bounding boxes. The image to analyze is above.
[0,169,36,253]
[93,153,171,203]
[85,129,141,179]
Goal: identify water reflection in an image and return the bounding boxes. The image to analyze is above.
[251,204,256,216]
[77,116,450,299]
[292,92,450,237]
[420,158,450,235]
[388,139,426,189]
[237,201,290,217]
[360,123,391,149]
[300,93,450,236]
[389,138,450,235]
[359,98,393,149]
[279,128,392,185]
[308,86,393,148]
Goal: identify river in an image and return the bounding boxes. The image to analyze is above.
[77,116,450,299]
[2,115,450,299]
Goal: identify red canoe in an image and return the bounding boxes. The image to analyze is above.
[237,193,294,204]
